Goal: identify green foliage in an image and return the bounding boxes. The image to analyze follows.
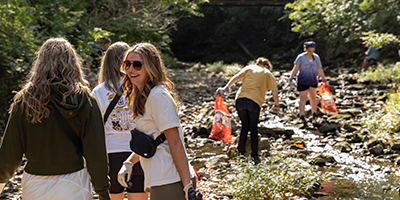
[200,61,243,75]
[204,61,226,73]
[361,89,400,144]
[361,62,400,83]
[222,156,324,199]
[285,0,400,59]
[0,0,208,124]
[161,53,178,69]
[360,31,400,49]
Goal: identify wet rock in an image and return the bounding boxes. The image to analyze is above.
[349,133,364,143]
[343,124,360,132]
[317,122,341,134]
[391,142,400,150]
[259,137,271,151]
[369,144,384,155]
[339,109,362,117]
[342,75,358,84]
[328,114,352,120]
[197,126,210,138]
[345,84,365,90]
[367,140,388,149]
[333,141,352,152]
[226,135,270,159]
[353,102,365,108]
[328,77,341,85]
[309,154,336,166]
[258,126,294,139]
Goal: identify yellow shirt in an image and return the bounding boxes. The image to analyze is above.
[235,65,278,108]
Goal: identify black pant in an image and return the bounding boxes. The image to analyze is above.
[235,98,261,158]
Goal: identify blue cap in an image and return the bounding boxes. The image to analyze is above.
[304,41,315,49]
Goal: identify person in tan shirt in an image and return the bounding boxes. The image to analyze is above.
[217,57,279,164]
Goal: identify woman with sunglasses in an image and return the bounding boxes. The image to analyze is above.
[288,41,327,123]
[117,43,202,200]
[92,42,148,200]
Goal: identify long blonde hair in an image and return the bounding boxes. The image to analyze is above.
[122,42,179,118]
[98,42,130,95]
[11,37,90,124]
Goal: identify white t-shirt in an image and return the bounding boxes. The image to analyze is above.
[92,81,135,154]
[135,85,195,191]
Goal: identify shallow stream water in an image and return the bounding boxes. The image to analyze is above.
[187,117,400,199]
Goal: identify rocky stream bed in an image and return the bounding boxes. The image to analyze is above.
[1,65,400,199]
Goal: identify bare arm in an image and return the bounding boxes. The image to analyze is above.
[125,152,140,165]
[164,127,191,186]
[224,72,244,89]
[272,90,279,106]
[317,68,326,81]
[289,64,300,80]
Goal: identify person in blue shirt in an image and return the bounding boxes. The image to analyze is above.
[363,45,379,69]
[289,41,327,123]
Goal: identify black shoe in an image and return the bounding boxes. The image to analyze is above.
[299,115,306,123]
[253,156,261,165]
[309,113,317,121]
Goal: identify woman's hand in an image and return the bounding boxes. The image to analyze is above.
[183,182,203,200]
[117,161,133,188]
[216,87,229,96]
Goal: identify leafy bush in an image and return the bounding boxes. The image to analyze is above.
[362,90,400,143]
[221,156,325,199]
[161,53,178,69]
[204,61,227,73]
[361,62,400,83]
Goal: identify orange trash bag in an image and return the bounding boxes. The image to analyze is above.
[319,82,338,114]
[210,94,232,144]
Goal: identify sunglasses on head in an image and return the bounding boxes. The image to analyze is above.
[122,60,143,71]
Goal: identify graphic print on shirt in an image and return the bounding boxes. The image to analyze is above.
[106,91,135,131]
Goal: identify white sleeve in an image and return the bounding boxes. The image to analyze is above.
[148,91,180,133]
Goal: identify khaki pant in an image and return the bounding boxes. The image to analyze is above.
[150,177,196,200]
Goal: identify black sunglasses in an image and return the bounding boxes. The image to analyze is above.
[122,60,143,71]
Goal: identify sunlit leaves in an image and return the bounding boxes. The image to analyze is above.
[361,31,400,48]
[285,0,400,59]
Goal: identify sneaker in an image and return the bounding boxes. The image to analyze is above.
[299,115,306,124]
[309,113,317,121]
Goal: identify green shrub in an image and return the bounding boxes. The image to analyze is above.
[362,90,400,143]
[221,156,325,199]
[205,61,226,73]
[361,62,400,83]
[161,53,178,69]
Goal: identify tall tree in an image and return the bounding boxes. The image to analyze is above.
[0,0,208,124]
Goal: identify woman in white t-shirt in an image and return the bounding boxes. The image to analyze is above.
[117,42,202,200]
[92,42,148,200]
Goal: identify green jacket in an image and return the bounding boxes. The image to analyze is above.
[0,82,110,200]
